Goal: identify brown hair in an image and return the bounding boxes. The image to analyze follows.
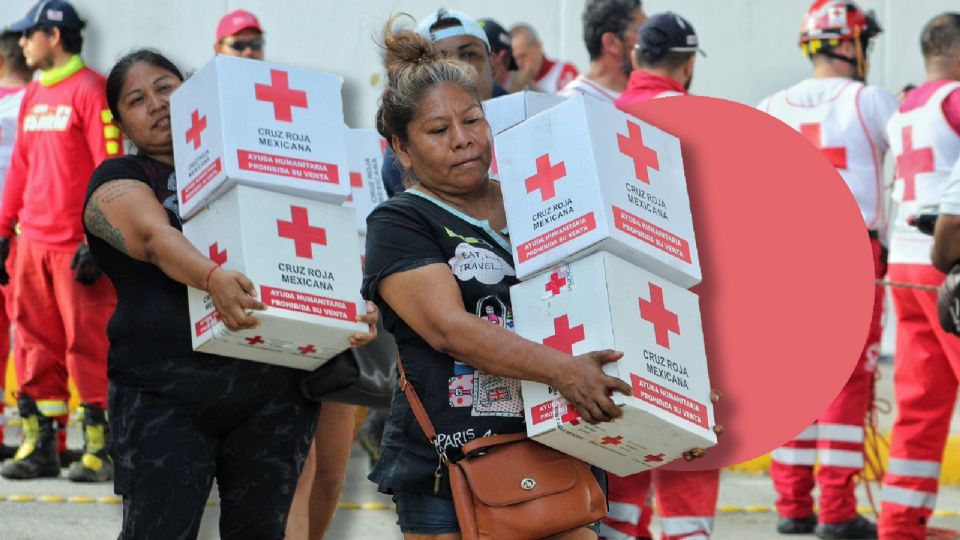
[376,13,479,146]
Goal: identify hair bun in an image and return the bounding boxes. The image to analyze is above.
[382,13,442,83]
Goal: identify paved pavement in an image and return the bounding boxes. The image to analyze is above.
[0,441,957,539]
[0,357,957,539]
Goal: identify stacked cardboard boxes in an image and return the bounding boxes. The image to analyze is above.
[170,55,367,370]
[497,95,716,475]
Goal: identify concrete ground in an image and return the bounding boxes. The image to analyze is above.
[0,358,957,539]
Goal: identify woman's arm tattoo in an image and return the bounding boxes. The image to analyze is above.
[83,181,141,255]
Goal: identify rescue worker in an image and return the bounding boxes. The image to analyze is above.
[606,14,720,540]
[885,12,960,540]
[0,0,122,482]
[0,31,32,460]
[758,1,897,537]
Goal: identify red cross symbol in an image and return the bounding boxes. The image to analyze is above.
[208,242,228,266]
[246,336,264,346]
[255,69,308,123]
[601,435,623,446]
[525,153,567,201]
[617,120,660,184]
[560,405,580,426]
[542,315,585,355]
[639,283,680,349]
[277,206,327,259]
[299,344,317,355]
[644,453,665,463]
[800,123,847,169]
[895,126,934,202]
[185,109,207,150]
[545,271,567,296]
[489,388,507,401]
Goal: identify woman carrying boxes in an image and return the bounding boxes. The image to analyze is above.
[364,14,634,539]
[81,49,378,539]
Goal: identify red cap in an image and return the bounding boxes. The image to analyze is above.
[215,9,263,42]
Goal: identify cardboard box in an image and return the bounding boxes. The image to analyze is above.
[511,251,715,476]
[483,92,566,181]
[483,91,567,136]
[495,95,701,286]
[343,128,388,233]
[184,185,367,370]
[171,55,350,219]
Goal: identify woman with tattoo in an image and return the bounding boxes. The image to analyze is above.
[81,49,378,539]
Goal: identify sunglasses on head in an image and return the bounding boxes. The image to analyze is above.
[222,37,264,52]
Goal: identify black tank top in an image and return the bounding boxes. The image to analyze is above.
[83,154,198,382]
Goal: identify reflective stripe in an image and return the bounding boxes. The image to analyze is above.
[36,400,68,417]
[818,449,864,468]
[793,425,818,441]
[817,423,864,443]
[597,523,636,540]
[881,485,937,509]
[772,447,816,465]
[660,517,715,536]
[607,501,642,525]
[888,458,941,479]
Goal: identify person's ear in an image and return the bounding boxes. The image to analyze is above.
[601,32,620,57]
[489,51,501,80]
[392,134,412,170]
[49,26,62,48]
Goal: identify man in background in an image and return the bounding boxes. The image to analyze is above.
[607,14,720,540]
[479,18,516,97]
[510,22,579,93]
[758,1,896,537]
[886,13,960,540]
[213,8,265,60]
[0,0,121,483]
[560,0,646,102]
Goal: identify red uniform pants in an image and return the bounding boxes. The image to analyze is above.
[12,237,114,410]
[0,238,24,444]
[879,263,959,540]
[770,237,883,524]
[602,469,720,540]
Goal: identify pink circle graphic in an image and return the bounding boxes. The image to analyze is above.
[618,97,877,471]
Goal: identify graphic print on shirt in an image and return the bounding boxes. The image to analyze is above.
[163,171,180,218]
[447,295,520,416]
[23,104,72,132]
[471,295,522,417]
[448,242,516,284]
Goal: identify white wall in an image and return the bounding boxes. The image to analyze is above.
[2,0,957,128]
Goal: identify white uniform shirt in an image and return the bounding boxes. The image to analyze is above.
[759,78,897,232]
[887,82,960,264]
[558,75,620,103]
[536,60,578,95]
[0,88,25,202]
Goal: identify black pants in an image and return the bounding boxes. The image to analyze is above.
[109,356,321,540]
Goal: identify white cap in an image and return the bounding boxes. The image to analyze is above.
[415,9,490,50]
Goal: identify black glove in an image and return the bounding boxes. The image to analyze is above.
[70,244,102,285]
[0,236,9,286]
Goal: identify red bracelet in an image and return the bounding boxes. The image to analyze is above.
[203,265,219,292]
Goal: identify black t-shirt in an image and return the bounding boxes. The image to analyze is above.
[363,190,525,495]
[83,155,203,382]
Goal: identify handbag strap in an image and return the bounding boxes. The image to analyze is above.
[397,355,438,442]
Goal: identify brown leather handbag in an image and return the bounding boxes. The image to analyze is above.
[398,358,607,540]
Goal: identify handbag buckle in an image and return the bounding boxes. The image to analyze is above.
[520,477,537,490]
